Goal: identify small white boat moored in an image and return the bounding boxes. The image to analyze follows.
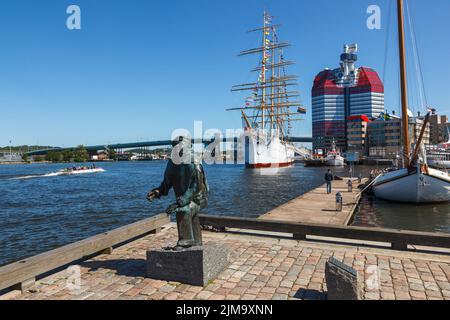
[325,140,345,166]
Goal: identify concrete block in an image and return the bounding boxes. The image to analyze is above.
[325,257,362,300]
[146,244,229,286]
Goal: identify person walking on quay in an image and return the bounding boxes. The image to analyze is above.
[324,169,334,194]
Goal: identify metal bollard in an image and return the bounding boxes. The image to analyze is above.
[347,180,353,192]
[336,192,343,212]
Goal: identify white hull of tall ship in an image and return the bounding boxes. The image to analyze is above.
[244,129,295,169]
[372,166,450,203]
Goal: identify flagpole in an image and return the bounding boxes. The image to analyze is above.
[9,140,12,162]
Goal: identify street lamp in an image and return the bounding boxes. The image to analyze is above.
[9,140,12,162]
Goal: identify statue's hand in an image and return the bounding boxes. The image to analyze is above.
[146,189,160,202]
[165,203,179,215]
[176,196,190,207]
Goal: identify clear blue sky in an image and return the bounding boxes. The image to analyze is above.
[1,0,449,147]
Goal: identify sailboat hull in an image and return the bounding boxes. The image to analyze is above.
[244,130,295,169]
[372,167,450,203]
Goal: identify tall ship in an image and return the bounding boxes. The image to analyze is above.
[227,11,306,169]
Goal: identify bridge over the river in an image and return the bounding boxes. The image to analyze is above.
[26,136,312,156]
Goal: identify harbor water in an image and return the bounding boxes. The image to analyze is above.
[0,161,449,266]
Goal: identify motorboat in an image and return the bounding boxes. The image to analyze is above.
[59,166,105,175]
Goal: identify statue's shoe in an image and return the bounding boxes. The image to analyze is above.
[172,241,203,250]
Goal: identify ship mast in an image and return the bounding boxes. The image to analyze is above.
[397,0,411,166]
[262,11,267,129]
[228,11,305,139]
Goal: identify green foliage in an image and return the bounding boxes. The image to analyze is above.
[107,148,117,160]
[73,145,89,163]
[42,146,89,163]
[45,151,63,163]
[62,150,73,162]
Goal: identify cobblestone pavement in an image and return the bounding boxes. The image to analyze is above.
[3,223,450,300]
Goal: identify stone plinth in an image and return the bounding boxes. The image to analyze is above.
[146,244,229,286]
[325,257,363,300]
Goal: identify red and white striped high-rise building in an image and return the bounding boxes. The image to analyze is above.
[312,44,384,153]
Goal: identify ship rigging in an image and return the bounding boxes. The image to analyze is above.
[227,11,307,168]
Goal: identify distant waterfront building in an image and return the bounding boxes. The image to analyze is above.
[366,115,430,159]
[409,116,430,147]
[444,123,450,142]
[427,113,448,144]
[368,118,402,158]
[0,152,22,162]
[312,44,384,153]
[346,115,369,156]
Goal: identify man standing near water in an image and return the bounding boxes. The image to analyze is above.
[325,169,334,194]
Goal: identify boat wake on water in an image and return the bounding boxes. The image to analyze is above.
[9,167,105,180]
[10,172,66,180]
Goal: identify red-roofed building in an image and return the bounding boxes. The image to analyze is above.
[312,44,385,153]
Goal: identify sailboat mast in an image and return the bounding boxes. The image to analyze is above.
[397,0,411,166]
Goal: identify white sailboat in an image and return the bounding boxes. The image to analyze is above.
[373,166,450,203]
[372,0,450,203]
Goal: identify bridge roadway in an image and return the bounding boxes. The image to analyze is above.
[26,136,313,156]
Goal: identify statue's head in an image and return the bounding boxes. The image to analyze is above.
[171,136,184,147]
[171,136,192,164]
